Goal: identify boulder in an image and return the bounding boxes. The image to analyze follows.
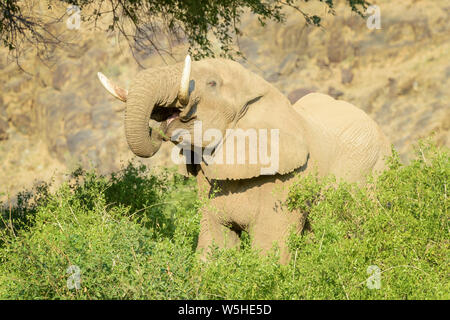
[52,60,82,90]
[0,118,9,140]
[341,68,354,85]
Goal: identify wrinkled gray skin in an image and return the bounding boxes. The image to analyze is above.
[98,57,391,263]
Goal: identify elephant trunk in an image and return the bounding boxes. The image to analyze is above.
[125,64,184,158]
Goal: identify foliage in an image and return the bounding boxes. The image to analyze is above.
[0,140,448,299]
[1,0,369,60]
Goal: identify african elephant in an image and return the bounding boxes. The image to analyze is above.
[97,55,391,263]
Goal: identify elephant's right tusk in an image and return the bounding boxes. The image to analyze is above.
[178,55,191,106]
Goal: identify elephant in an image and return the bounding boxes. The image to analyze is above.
[97,55,391,263]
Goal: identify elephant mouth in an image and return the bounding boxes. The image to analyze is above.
[150,104,197,140]
[150,106,180,123]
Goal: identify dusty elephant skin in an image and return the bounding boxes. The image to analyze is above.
[98,56,391,263]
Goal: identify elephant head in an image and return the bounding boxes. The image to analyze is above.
[98,56,309,180]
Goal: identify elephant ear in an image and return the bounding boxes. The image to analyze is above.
[200,93,309,180]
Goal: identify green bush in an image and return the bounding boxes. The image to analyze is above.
[0,141,448,299]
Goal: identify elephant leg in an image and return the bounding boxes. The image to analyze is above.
[250,209,306,264]
[196,209,241,261]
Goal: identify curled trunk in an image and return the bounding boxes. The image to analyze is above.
[125,64,182,158]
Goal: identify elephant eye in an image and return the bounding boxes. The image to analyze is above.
[207,80,216,87]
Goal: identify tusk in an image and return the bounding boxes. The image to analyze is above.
[97,72,128,102]
[178,55,191,105]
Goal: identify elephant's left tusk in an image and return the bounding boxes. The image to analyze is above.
[178,55,191,106]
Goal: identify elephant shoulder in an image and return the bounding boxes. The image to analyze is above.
[293,92,365,118]
[293,92,391,180]
[292,92,376,131]
[293,92,334,108]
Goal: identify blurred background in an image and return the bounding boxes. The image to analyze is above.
[1,0,449,201]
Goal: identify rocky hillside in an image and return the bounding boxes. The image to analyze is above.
[1,0,449,200]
